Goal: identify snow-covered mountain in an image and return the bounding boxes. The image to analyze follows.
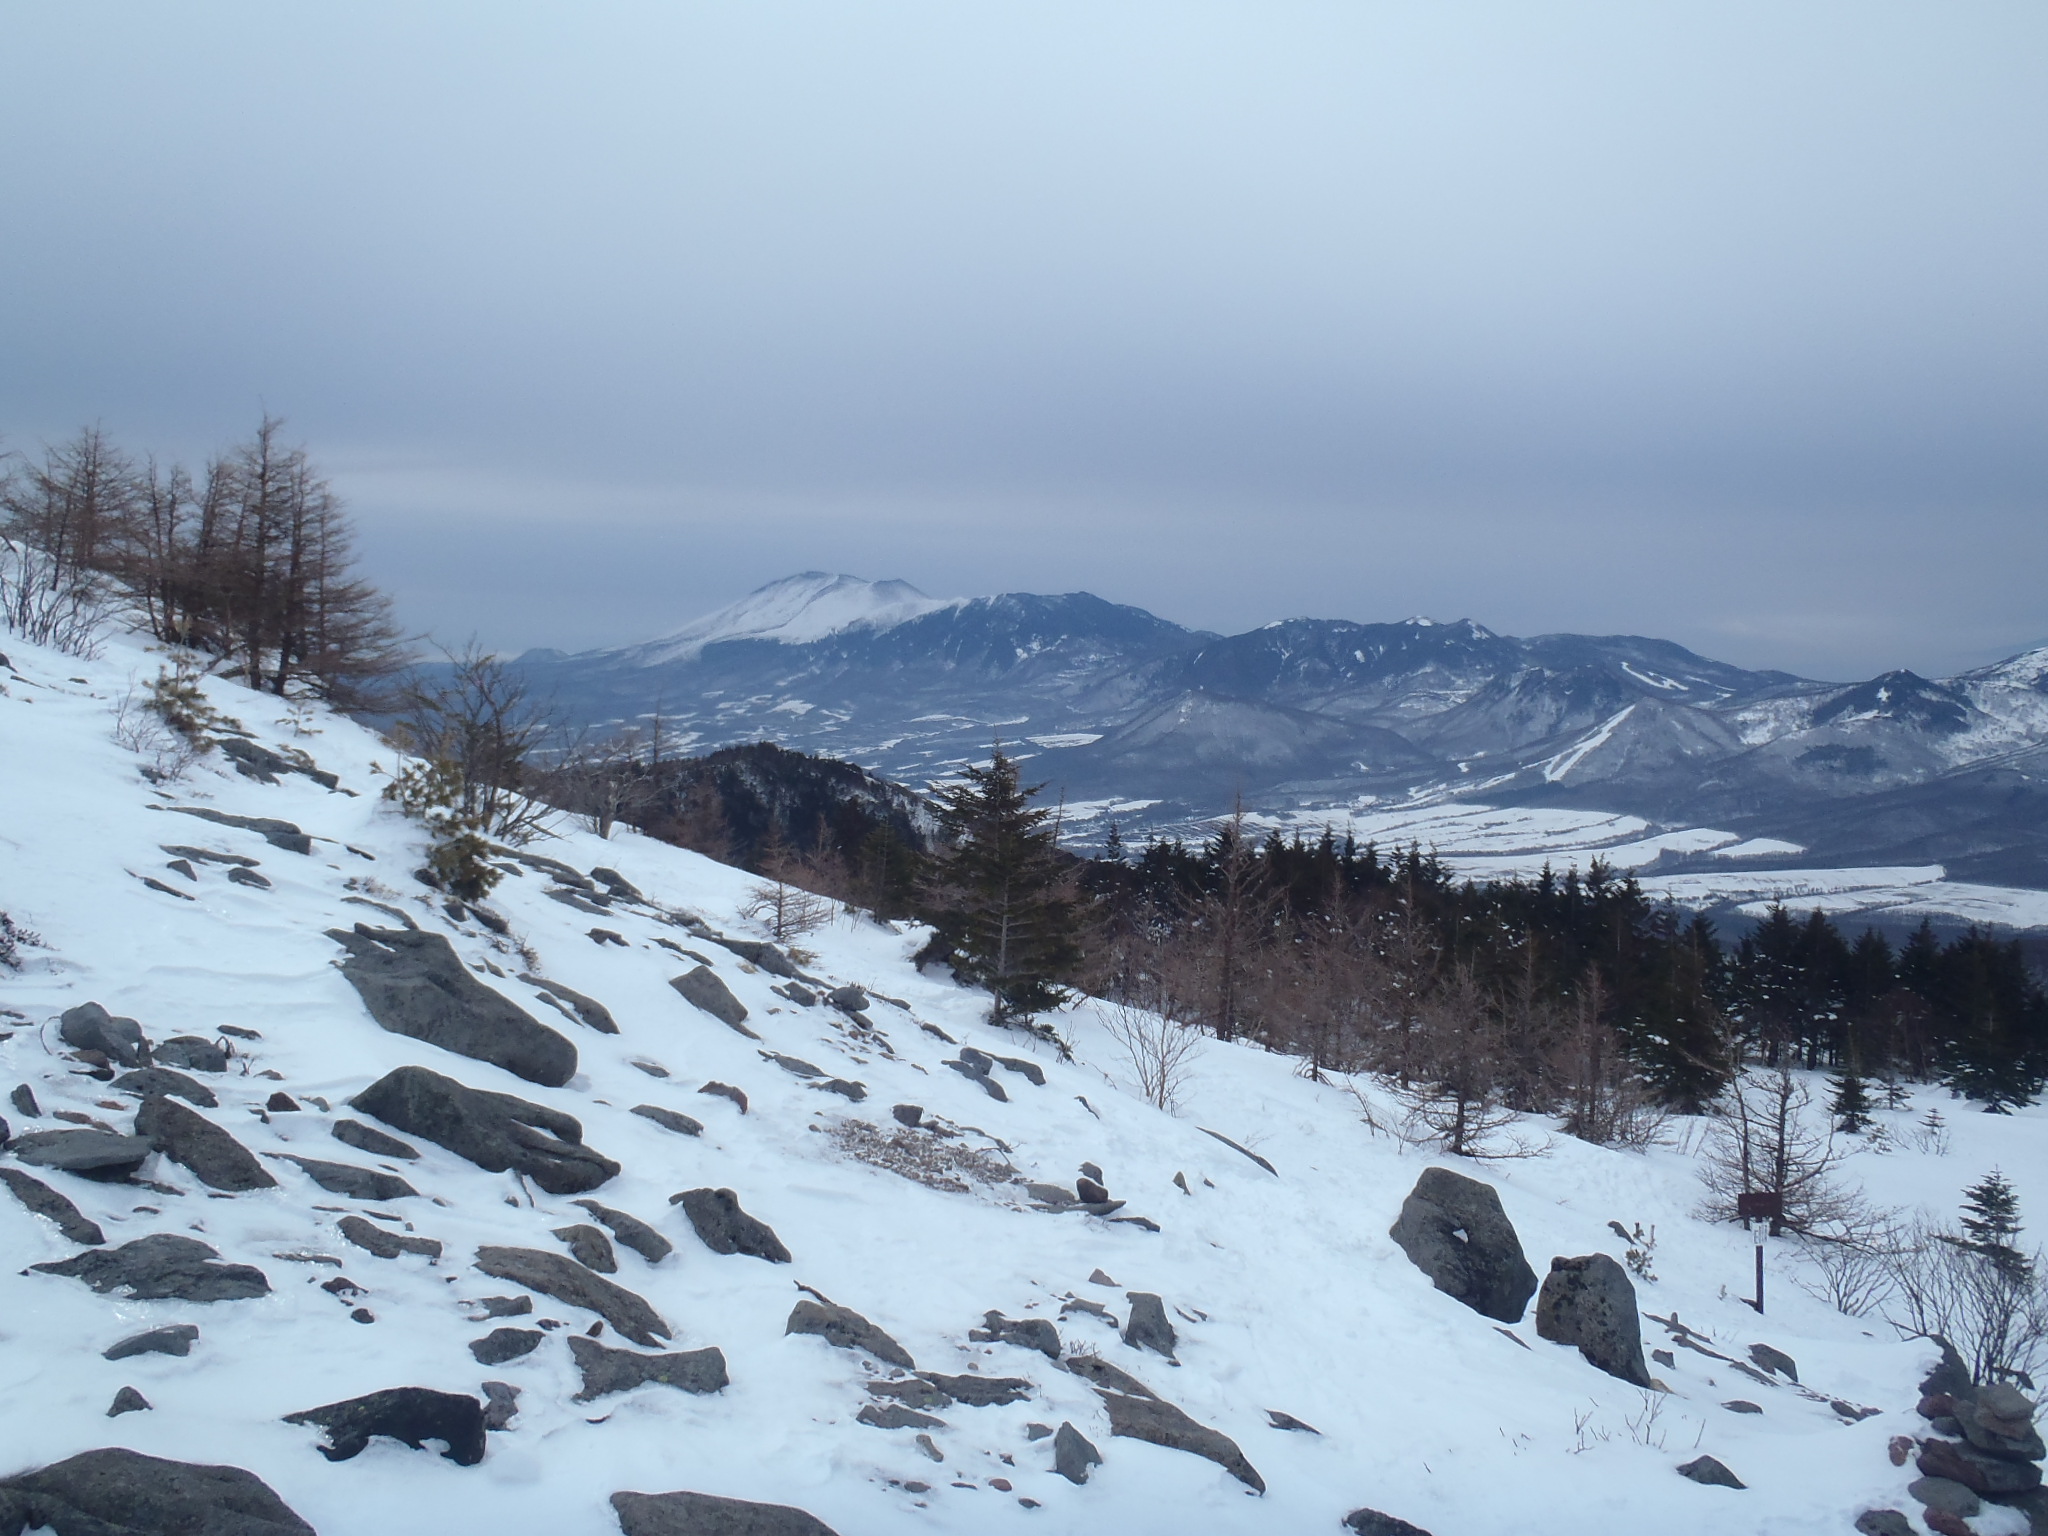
[4,627,2040,1536]
[507,579,2048,907]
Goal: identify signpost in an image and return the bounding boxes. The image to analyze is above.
[1736,1191,1783,1313]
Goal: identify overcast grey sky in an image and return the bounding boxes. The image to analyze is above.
[4,2,2043,680]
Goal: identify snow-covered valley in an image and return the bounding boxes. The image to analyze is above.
[2,628,2044,1536]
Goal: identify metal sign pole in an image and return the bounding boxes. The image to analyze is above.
[1751,1220,1765,1314]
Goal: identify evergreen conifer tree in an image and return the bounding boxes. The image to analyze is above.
[920,745,1079,1031]
[1959,1169,2033,1282]
[1828,1066,1872,1132]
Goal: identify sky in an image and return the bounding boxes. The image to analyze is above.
[3,2,2044,682]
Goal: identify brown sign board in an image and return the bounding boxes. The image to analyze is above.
[1737,1191,1784,1221]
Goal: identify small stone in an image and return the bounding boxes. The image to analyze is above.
[1853,1513,1913,1536]
[1676,1455,1745,1489]
[1652,1348,1676,1369]
[553,1223,619,1273]
[892,1104,923,1127]
[1907,1477,1981,1519]
[266,1092,300,1113]
[1122,1292,1177,1360]
[1025,1423,1053,1441]
[1052,1422,1102,1484]
[988,1477,1012,1492]
[331,1118,420,1160]
[698,1081,748,1114]
[107,1386,152,1417]
[1747,1342,1798,1381]
[1076,1176,1110,1204]
[351,1307,375,1323]
[858,1403,946,1431]
[670,1187,790,1263]
[631,1104,704,1137]
[1722,1400,1762,1414]
[103,1324,200,1361]
[915,1434,943,1463]
[1343,1511,1434,1536]
[1266,1410,1320,1433]
[338,1215,441,1261]
[1088,1269,1116,1286]
[481,1380,521,1430]
[470,1328,544,1365]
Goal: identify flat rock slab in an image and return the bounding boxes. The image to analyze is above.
[1062,1354,1156,1399]
[351,1065,618,1194]
[0,1447,313,1536]
[11,1128,153,1182]
[856,1403,944,1431]
[570,1335,728,1401]
[340,1215,442,1261]
[165,806,313,854]
[785,1298,914,1369]
[671,1188,791,1263]
[104,1324,200,1361]
[632,1105,705,1137]
[134,1094,275,1192]
[1098,1389,1265,1492]
[574,1201,674,1264]
[612,1489,841,1536]
[31,1234,270,1302]
[0,1166,106,1243]
[327,924,577,1087]
[112,1067,217,1108]
[919,1372,1031,1407]
[331,1118,419,1160]
[284,1386,486,1466]
[1535,1254,1652,1387]
[670,968,757,1036]
[521,975,620,1034]
[277,1155,419,1202]
[1388,1166,1537,1324]
[474,1245,671,1346]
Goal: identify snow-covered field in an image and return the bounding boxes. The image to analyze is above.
[2,629,2043,1535]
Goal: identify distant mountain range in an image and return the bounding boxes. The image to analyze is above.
[508,573,2048,894]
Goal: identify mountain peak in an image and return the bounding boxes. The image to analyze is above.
[623,573,960,665]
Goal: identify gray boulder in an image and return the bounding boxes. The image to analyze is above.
[705,937,799,978]
[113,1067,218,1108]
[135,1095,276,1192]
[339,1214,441,1261]
[0,1166,106,1243]
[351,1065,619,1194]
[868,1378,949,1411]
[481,1380,521,1431]
[1053,1422,1103,1484]
[9,1083,37,1117]
[283,1386,486,1466]
[521,975,620,1033]
[59,1002,149,1067]
[1098,1390,1265,1492]
[473,1245,671,1346]
[11,1128,154,1182]
[570,1335,728,1401]
[944,1057,1008,1101]
[328,925,577,1086]
[554,1223,619,1273]
[276,1155,418,1202]
[1062,1354,1157,1399]
[1344,1510,1434,1536]
[1388,1167,1538,1324]
[1535,1254,1652,1387]
[1747,1342,1798,1381]
[670,967,757,1036]
[699,1082,748,1114]
[825,987,868,1012]
[153,1036,230,1073]
[671,1188,791,1263]
[1675,1455,1745,1489]
[1957,1385,2045,1461]
[611,1489,840,1536]
[331,1118,419,1159]
[856,1403,944,1430]
[1123,1292,1177,1360]
[31,1234,269,1302]
[971,1312,1060,1358]
[1907,1476,1981,1519]
[919,1372,1031,1406]
[470,1328,544,1365]
[632,1104,705,1137]
[0,1447,313,1535]
[574,1200,675,1265]
[107,1386,152,1417]
[1916,1437,2043,1496]
[1854,1513,1914,1536]
[104,1324,199,1361]
[785,1299,914,1369]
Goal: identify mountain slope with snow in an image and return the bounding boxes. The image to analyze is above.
[2,629,2042,1535]
[608,574,963,667]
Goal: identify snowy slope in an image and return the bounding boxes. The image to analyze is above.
[611,574,961,667]
[2,629,2043,1536]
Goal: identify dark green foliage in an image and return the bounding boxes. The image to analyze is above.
[1827,1067,1872,1132]
[1959,1169,2033,1283]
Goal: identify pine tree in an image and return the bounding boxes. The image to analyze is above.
[920,746,1079,1030]
[1959,1170,2033,1283]
[1828,1066,1872,1133]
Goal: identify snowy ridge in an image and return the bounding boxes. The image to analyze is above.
[1,629,2043,1535]
[614,574,961,666]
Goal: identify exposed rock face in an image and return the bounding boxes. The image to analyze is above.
[284,1386,487,1466]
[520,974,620,1033]
[351,1065,619,1194]
[134,1096,276,1192]
[1122,1292,1177,1360]
[574,1201,675,1265]
[569,1336,729,1401]
[331,1117,420,1159]
[1388,1167,1538,1324]
[785,1299,915,1368]
[339,1215,442,1261]
[0,1447,314,1535]
[277,1155,419,1202]
[1054,1422,1103,1484]
[554,1222,619,1273]
[11,1128,156,1181]
[103,1324,199,1361]
[1534,1254,1652,1387]
[112,1067,217,1107]
[31,1234,270,1302]
[670,967,756,1036]
[611,1489,841,1536]
[0,1166,107,1243]
[473,1245,671,1346]
[470,1327,544,1365]
[58,1002,148,1067]
[1097,1390,1265,1492]
[671,1188,791,1263]
[327,925,578,1086]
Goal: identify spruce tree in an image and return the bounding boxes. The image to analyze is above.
[1828,1066,1872,1133]
[1959,1169,2033,1282]
[921,746,1079,1030]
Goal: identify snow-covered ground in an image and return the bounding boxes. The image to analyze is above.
[2,629,2044,1536]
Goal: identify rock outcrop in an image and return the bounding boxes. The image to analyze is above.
[473,1244,671,1345]
[671,1188,791,1263]
[0,1448,313,1535]
[284,1386,487,1466]
[351,1065,618,1194]
[785,1298,914,1369]
[31,1234,270,1302]
[134,1095,276,1192]
[569,1335,729,1401]
[1388,1167,1538,1324]
[611,1489,840,1536]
